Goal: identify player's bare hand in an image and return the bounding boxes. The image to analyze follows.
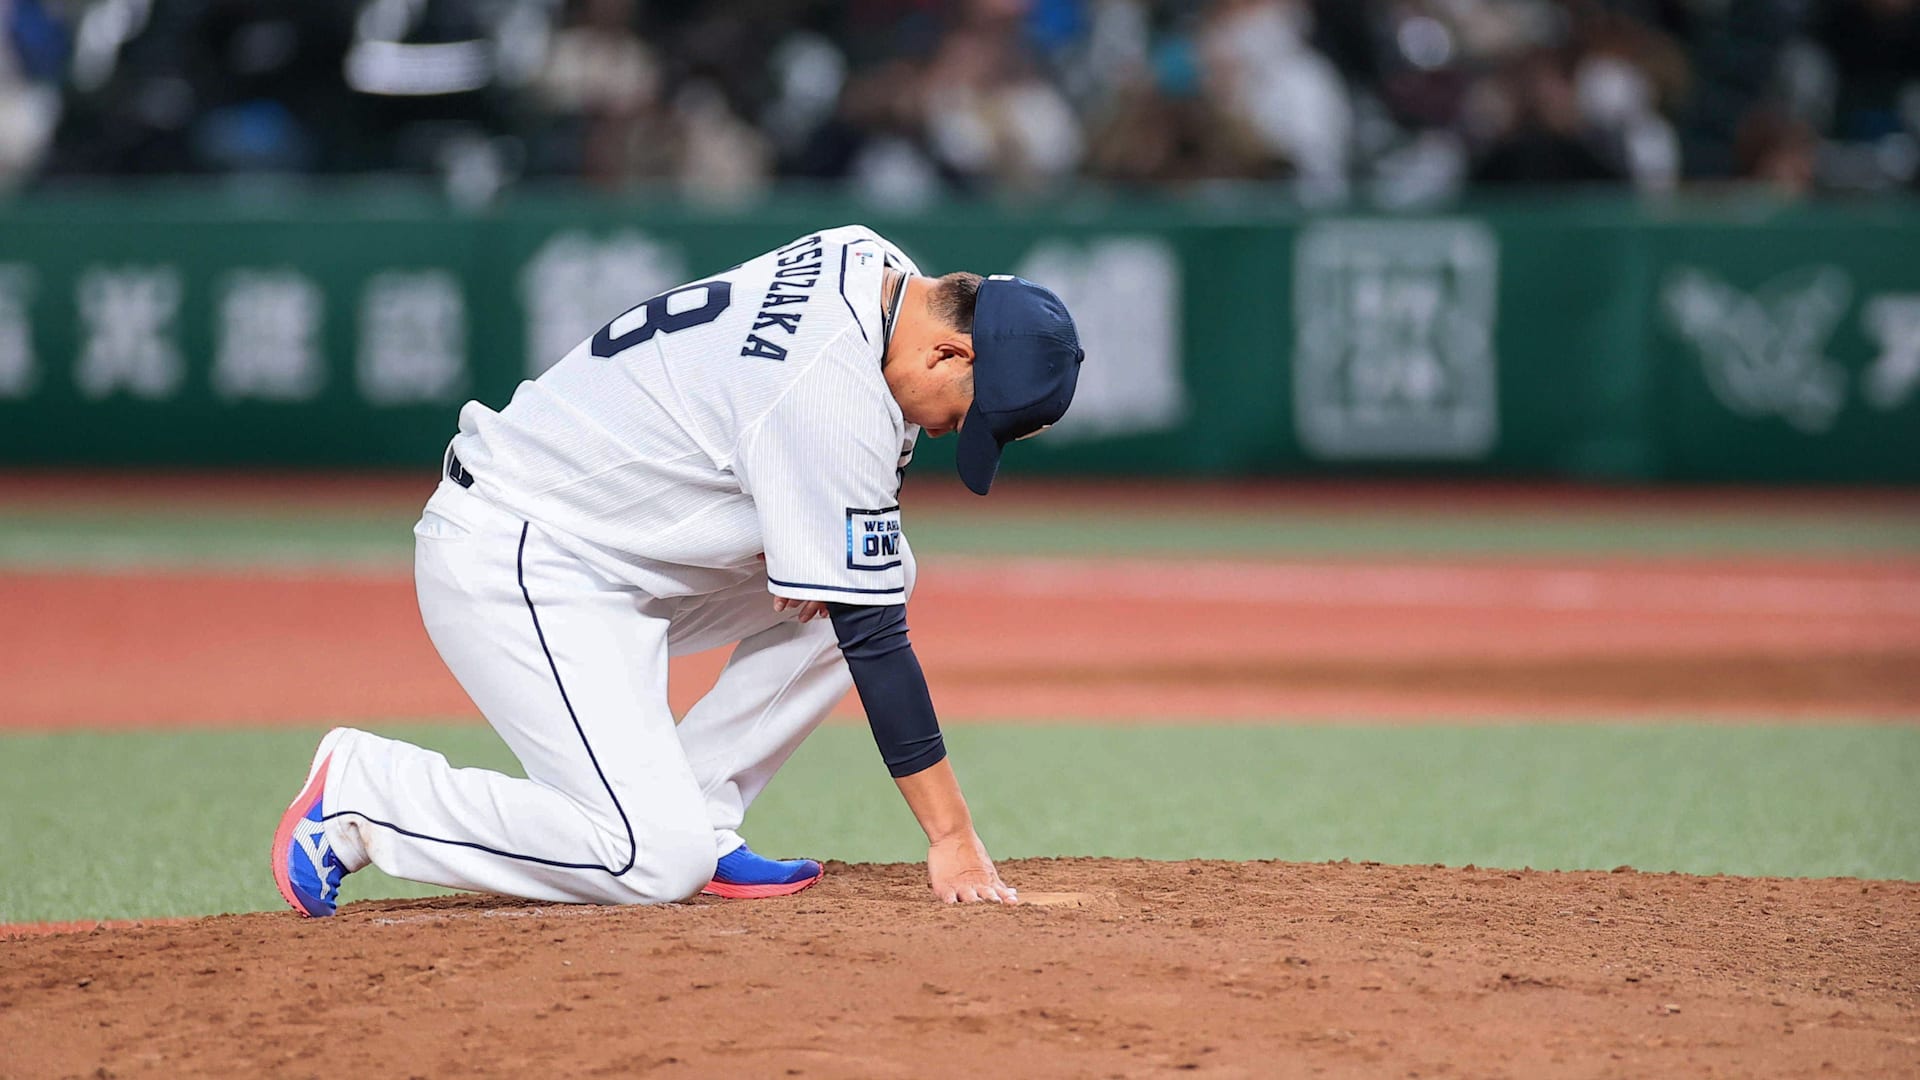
[772,597,829,623]
[928,830,1019,905]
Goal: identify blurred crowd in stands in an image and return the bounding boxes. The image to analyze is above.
[2,0,1917,204]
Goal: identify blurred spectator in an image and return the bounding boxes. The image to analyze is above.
[1572,12,1684,191]
[1199,0,1351,199]
[1470,49,1624,188]
[921,10,1083,194]
[1813,0,1920,141]
[1734,105,1819,196]
[0,0,65,189]
[1810,0,1920,192]
[532,0,663,185]
[14,0,1920,202]
[671,78,772,202]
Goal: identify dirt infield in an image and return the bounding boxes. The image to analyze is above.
[3,859,1915,1078]
[4,553,1916,729]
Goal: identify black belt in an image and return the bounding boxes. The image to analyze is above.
[446,453,474,489]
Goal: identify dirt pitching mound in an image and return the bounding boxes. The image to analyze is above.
[4,860,1915,1078]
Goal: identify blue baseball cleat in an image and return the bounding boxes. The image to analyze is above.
[272,728,352,917]
[701,843,823,899]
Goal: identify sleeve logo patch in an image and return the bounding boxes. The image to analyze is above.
[846,505,903,571]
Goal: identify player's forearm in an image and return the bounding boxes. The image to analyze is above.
[823,602,975,839]
[892,758,975,843]
[825,602,948,777]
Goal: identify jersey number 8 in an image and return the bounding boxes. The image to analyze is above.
[591,281,734,359]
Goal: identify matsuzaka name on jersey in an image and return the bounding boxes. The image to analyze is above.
[741,234,827,362]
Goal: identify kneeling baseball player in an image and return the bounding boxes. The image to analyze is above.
[272,225,1082,913]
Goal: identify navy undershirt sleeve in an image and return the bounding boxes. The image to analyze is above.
[825,602,947,778]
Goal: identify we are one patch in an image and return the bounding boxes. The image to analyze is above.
[845,506,903,571]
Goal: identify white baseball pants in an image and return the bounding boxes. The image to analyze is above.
[318,478,866,904]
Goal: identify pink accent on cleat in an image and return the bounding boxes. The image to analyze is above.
[271,757,331,915]
[700,871,823,900]
[271,728,349,918]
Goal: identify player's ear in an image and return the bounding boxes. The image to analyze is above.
[932,337,974,368]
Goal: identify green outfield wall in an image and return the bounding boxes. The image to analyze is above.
[0,193,1914,481]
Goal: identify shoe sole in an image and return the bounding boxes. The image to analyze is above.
[271,727,347,918]
[700,870,823,900]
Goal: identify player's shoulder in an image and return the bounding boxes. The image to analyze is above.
[762,325,903,442]
[747,225,911,360]
[816,223,892,248]
[816,224,921,274]
[809,324,901,408]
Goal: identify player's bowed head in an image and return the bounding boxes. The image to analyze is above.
[880,270,1085,494]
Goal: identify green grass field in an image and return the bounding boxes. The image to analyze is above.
[3,722,1917,922]
[3,496,1918,570]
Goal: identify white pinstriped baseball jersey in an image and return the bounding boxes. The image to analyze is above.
[449,225,922,604]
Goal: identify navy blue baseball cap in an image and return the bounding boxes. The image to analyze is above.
[956,275,1084,495]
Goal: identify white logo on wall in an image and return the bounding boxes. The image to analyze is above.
[520,231,687,377]
[1862,295,1920,413]
[1661,266,1850,433]
[0,265,35,399]
[1014,237,1184,443]
[357,271,467,406]
[75,266,183,400]
[1292,220,1499,459]
[213,269,326,402]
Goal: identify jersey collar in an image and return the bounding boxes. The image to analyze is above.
[880,258,912,360]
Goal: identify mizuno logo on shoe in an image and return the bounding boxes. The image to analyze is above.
[292,815,341,902]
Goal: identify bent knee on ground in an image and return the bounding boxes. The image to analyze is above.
[590,820,715,905]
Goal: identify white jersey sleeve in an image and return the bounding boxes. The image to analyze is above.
[734,326,910,606]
